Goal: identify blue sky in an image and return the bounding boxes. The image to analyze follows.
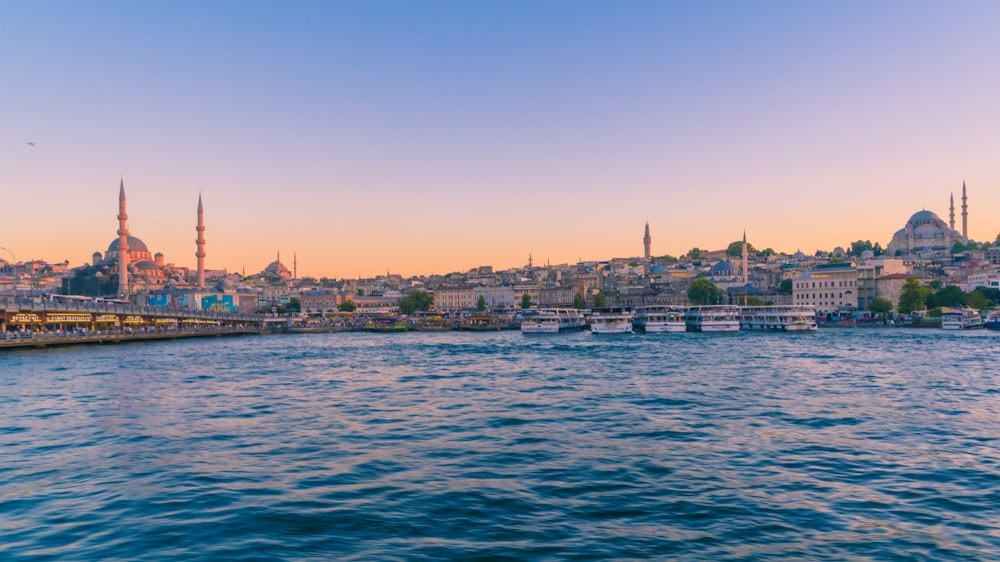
[3,1,998,277]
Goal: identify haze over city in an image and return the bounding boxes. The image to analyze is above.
[3,1,999,278]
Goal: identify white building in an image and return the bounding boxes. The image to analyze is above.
[793,263,858,313]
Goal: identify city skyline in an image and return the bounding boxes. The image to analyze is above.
[3,1,999,278]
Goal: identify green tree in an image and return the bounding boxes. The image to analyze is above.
[848,240,874,257]
[661,255,679,263]
[779,279,793,295]
[593,291,606,308]
[897,277,930,314]
[868,297,893,315]
[337,299,356,312]
[927,285,964,309]
[687,278,721,305]
[974,286,1000,306]
[399,290,433,315]
[687,247,704,260]
[963,290,990,311]
[572,293,586,309]
[727,240,757,257]
[756,248,776,258]
[745,296,766,306]
[520,293,532,309]
[476,295,487,312]
[952,241,968,254]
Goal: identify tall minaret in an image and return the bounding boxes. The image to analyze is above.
[293,252,298,280]
[643,220,652,260]
[196,193,206,288]
[742,230,749,286]
[961,181,968,242]
[117,178,130,298]
[949,193,955,231]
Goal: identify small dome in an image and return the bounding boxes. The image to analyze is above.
[265,261,291,278]
[860,249,875,259]
[108,236,150,254]
[135,260,159,270]
[709,260,737,276]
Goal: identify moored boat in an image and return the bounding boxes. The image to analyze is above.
[520,308,587,334]
[459,315,504,331]
[633,305,686,333]
[739,305,818,331]
[364,317,412,332]
[685,305,740,333]
[589,307,633,334]
[985,309,1000,330]
[940,308,984,330]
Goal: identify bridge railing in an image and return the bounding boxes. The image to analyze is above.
[0,296,264,323]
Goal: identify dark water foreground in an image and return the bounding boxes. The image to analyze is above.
[2,329,998,560]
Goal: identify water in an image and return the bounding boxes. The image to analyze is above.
[2,329,999,560]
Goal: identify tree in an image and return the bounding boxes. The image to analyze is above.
[756,248,776,258]
[593,291,606,308]
[868,297,893,315]
[661,255,679,263]
[779,279,793,295]
[745,296,766,306]
[897,277,930,314]
[687,278,721,305]
[927,285,964,309]
[687,247,704,260]
[338,300,356,312]
[848,240,874,257]
[476,295,487,312]
[399,290,433,315]
[520,293,532,309]
[873,242,884,256]
[572,293,585,309]
[727,240,756,257]
[963,290,990,311]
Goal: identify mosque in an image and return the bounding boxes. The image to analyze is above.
[76,179,209,297]
[885,183,970,258]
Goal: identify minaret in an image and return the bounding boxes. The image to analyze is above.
[949,193,955,231]
[643,220,652,260]
[961,181,968,242]
[742,230,749,286]
[293,252,298,280]
[117,179,130,298]
[195,193,206,288]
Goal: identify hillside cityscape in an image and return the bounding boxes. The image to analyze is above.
[2,180,999,320]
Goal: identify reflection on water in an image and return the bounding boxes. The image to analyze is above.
[2,329,999,560]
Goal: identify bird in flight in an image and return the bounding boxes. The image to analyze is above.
[26,142,35,147]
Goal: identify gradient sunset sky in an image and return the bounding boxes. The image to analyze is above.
[2,1,998,278]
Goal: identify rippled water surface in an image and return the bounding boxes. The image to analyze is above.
[2,329,999,560]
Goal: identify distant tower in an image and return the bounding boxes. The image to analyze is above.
[528,253,533,268]
[643,220,652,260]
[742,230,749,286]
[949,193,955,231]
[195,193,206,288]
[961,181,968,242]
[293,252,298,280]
[117,178,130,298]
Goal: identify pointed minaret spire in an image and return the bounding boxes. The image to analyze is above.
[293,252,298,280]
[742,230,749,286]
[643,219,652,260]
[949,193,955,231]
[195,192,206,288]
[961,180,968,242]
[117,178,130,298]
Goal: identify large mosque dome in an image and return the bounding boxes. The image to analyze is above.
[886,209,961,257]
[107,235,150,254]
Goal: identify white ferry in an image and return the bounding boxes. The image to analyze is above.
[633,305,686,333]
[520,308,587,334]
[940,308,984,330]
[739,305,818,332]
[684,305,741,333]
[589,308,634,335]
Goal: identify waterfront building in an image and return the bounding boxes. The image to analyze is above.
[874,273,911,309]
[472,285,515,309]
[299,290,341,315]
[434,285,476,311]
[856,258,908,310]
[792,263,858,313]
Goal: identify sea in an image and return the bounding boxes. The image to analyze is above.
[2,329,998,561]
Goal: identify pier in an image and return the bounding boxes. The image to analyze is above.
[1,296,263,350]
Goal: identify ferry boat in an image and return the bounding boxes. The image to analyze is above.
[633,305,686,333]
[364,317,412,332]
[684,305,741,333]
[458,315,504,331]
[589,307,634,335]
[985,309,1000,331]
[739,305,818,332]
[520,308,587,334]
[940,307,984,330]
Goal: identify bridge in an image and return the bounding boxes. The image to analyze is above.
[0,295,265,350]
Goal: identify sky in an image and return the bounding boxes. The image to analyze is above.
[2,1,999,278]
